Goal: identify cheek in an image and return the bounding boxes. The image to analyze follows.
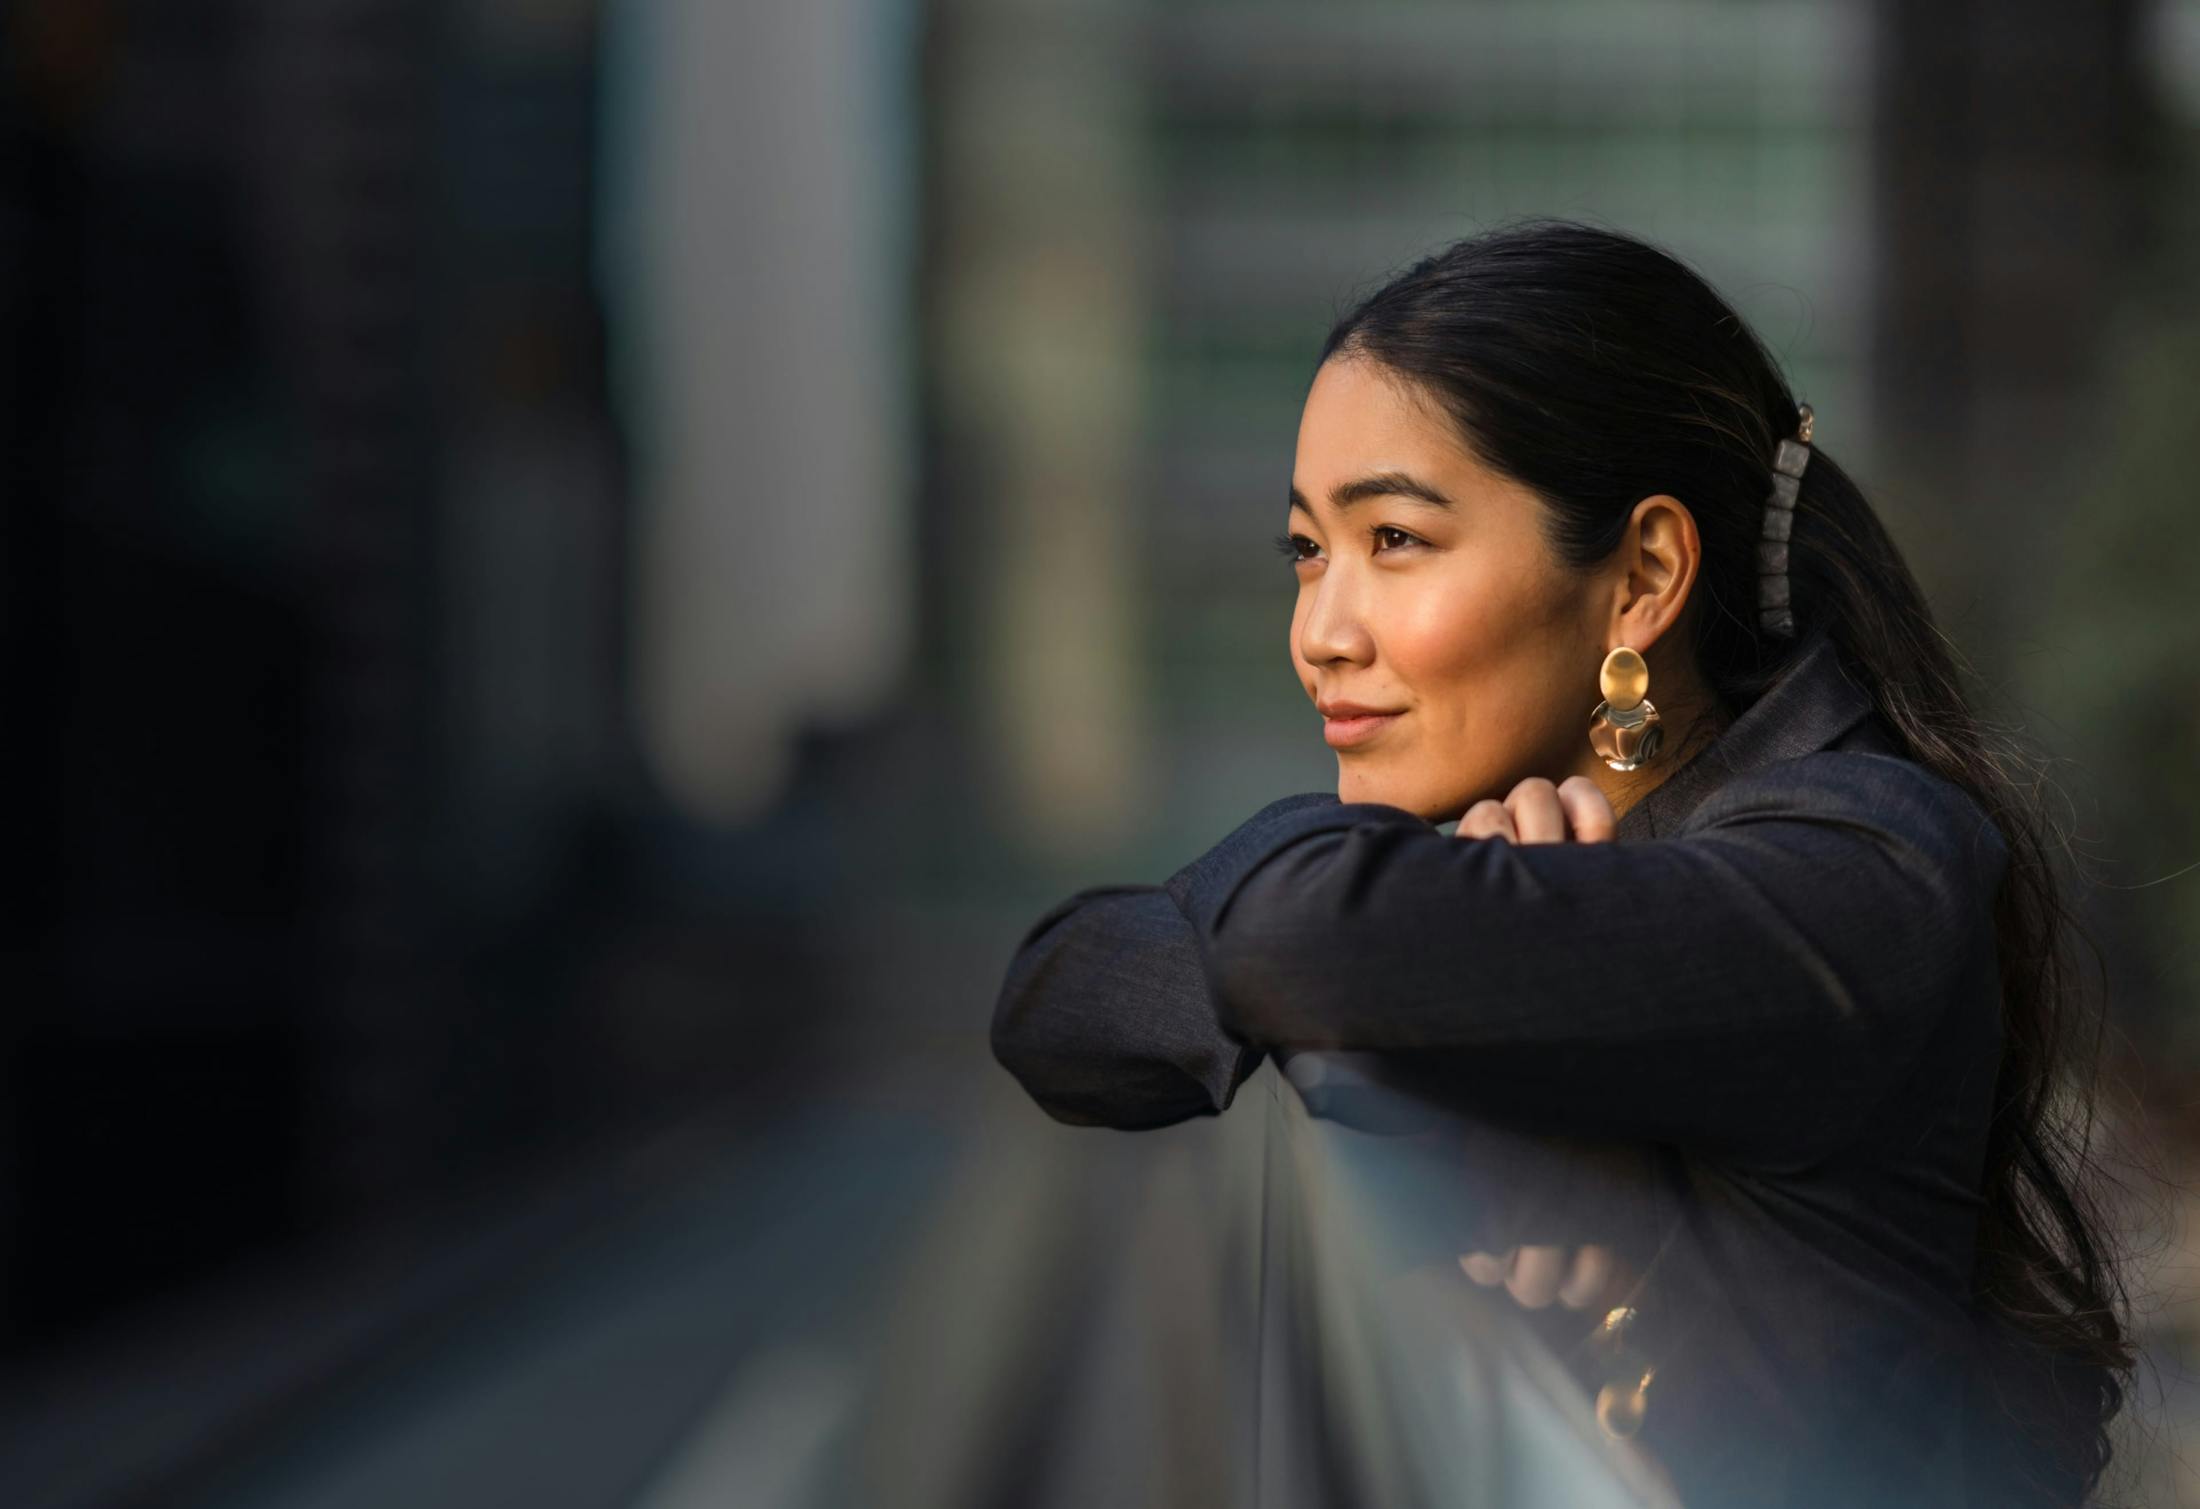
[1385,563,1589,785]
[1384,563,1545,699]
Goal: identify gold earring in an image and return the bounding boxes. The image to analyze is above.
[1596,1366,1656,1440]
[1588,646,1663,771]
[1589,1305,1656,1441]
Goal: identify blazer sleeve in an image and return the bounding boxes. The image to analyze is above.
[988,792,1341,1129]
[1174,752,2010,1166]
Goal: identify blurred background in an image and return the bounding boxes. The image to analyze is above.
[4,0,2199,1503]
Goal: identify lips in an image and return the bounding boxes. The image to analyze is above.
[1321,708,1404,749]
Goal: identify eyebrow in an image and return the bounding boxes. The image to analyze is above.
[1288,470,1456,518]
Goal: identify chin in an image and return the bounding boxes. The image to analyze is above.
[1337,770,1437,820]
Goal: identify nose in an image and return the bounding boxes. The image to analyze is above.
[1297,562,1375,668]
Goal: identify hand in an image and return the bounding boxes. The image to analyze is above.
[1455,775,1616,845]
[1458,1243,1628,1311]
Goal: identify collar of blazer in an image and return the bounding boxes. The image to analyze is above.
[1614,625,1879,843]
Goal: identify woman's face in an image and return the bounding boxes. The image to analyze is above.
[1283,355,1610,822]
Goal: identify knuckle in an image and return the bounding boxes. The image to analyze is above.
[1561,776,1615,810]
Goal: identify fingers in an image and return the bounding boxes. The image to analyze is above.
[1555,776,1617,844]
[1460,777,1618,844]
[1504,1245,1568,1308]
[1458,1245,1565,1309]
[1459,1247,1515,1285]
[1504,777,1567,843]
[1459,1243,1624,1312]
[1457,799,1517,843]
[1559,1244,1618,1309]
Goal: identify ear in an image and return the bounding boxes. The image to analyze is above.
[1609,494,1701,649]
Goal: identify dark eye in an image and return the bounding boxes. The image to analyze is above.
[1272,531,1317,564]
[1371,524,1421,553]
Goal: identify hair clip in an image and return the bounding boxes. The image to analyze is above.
[1757,402,1812,637]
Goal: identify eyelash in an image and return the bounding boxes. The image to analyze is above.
[1271,525,1422,563]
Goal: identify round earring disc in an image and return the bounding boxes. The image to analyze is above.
[1600,646,1649,709]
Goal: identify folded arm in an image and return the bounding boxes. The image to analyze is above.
[1178,752,2009,1166]
[988,792,1340,1129]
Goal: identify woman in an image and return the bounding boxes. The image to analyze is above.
[989,220,2133,1507]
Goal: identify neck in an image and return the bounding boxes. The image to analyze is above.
[1576,669,1732,825]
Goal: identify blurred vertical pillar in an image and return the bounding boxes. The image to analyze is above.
[245,0,446,1221]
[601,0,916,827]
[1871,0,2150,667]
[434,1,623,938]
[924,0,1148,856]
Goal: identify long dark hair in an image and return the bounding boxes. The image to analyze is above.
[1318,217,2134,1504]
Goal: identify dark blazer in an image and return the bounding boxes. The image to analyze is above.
[991,627,2019,1508]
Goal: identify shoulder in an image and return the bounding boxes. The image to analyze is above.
[1682,749,2010,895]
